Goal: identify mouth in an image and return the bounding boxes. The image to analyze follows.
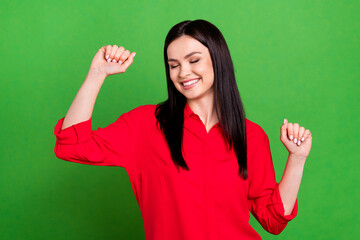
[181,78,200,89]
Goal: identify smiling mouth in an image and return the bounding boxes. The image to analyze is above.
[182,78,200,87]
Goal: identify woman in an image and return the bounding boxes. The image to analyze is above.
[54,20,312,239]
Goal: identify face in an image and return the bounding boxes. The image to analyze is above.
[167,35,214,101]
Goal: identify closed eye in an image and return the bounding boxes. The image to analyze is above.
[170,59,199,69]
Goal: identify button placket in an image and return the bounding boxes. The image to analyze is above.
[203,136,217,240]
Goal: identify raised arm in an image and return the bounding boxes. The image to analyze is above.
[278,119,312,215]
[61,45,136,130]
[54,45,137,169]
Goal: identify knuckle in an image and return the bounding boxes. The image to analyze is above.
[120,52,130,60]
[119,46,125,51]
[112,44,118,48]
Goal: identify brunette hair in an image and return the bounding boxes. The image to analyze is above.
[155,19,248,179]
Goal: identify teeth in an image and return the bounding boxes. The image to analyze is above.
[183,79,199,86]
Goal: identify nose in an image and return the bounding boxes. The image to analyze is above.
[178,64,191,79]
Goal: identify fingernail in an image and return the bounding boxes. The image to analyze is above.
[297,140,301,146]
[301,137,305,141]
[133,52,136,57]
[294,138,298,144]
[112,59,117,63]
[283,119,287,125]
[107,58,111,62]
[105,54,109,60]
[118,60,123,64]
[289,135,293,140]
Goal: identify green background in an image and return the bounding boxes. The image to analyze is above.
[1,0,359,239]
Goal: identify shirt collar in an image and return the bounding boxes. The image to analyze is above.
[184,102,221,129]
[184,102,196,119]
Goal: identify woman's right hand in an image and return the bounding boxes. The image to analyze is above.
[88,45,136,77]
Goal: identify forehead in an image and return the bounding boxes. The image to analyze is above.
[167,35,208,58]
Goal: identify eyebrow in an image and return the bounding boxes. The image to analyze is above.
[168,51,202,62]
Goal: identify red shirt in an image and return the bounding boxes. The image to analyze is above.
[54,103,297,240]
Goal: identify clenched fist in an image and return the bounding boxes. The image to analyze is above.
[281,119,312,159]
[89,45,136,77]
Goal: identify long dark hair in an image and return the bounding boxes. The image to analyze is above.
[155,19,248,179]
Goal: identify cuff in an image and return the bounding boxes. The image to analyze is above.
[54,117,93,144]
[268,183,298,223]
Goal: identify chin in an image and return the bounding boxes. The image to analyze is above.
[179,90,199,99]
[184,93,206,101]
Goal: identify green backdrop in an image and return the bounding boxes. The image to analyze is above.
[1,0,359,239]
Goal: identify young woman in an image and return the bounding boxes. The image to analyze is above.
[54,20,312,240]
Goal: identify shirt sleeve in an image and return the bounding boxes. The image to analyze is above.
[53,107,141,172]
[247,125,298,235]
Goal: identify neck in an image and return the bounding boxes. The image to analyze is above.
[187,95,219,132]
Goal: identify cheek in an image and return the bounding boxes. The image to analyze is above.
[169,71,182,89]
[198,58,212,71]
[196,62,208,72]
[198,62,214,80]
[169,71,177,82]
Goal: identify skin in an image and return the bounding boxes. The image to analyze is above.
[63,39,312,216]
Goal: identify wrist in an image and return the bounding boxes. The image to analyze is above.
[87,67,107,80]
[288,153,307,165]
[85,69,107,86]
[289,152,307,160]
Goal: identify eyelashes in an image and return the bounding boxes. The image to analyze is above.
[170,59,200,69]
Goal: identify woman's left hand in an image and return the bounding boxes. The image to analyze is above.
[280,119,312,159]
